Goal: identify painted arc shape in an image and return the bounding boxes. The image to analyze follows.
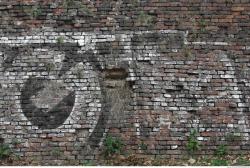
[0,42,107,152]
[20,77,75,129]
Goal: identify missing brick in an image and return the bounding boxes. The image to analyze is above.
[104,68,128,80]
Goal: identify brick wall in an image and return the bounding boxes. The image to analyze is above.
[0,0,250,165]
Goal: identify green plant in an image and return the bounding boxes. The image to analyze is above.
[62,0,94,16]
[83,160,95,166]
[13,153,21,161]
[189,31,200,41]
[130,0,139,7]
[214,145,228,157]
[32,6,42,18]
[0,144,11,159]
[186,129,200,155]
[63,0,75,8]
[44,62,55,72]
[78,4,94,16]
[136,11,155,26]
[12,138,21,146]
[197,156,210,165]
[56,36,65,44]
[104,135,124,157]
[139,141,147,150]
[211,159,228,166]
[198,18,207,33]
[236,157,250,166]
[51,148,62,157]
[23,5,42,19]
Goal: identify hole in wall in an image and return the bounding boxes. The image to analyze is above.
[104,68,128,80]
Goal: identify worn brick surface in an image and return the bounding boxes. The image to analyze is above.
[0,0,250,165]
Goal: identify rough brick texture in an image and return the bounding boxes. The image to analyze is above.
[0,0,250,165]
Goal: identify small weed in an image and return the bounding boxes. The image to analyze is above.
[198,156,210,165]
[12,138,21,146]
[139,141,147,150]
[190,31,200,41]
[56,36,65,44]
[23,5,42,19]
[130,0,139,7]
[211,159,228,166]
[236,157,250,166]
[0,144,11,159]
[78,4,94,16]
[214,145,228,157]
[83,160,95,166]
[186,129,200,155]
[63,0,75,8]
[104,135,124,157]
[51,148,62,157]
[44,62,55,72]
[63,0,93,16]
[198,18,207,33]
[32,6,42,18]
[136,11,155,26]
[13,153,22,161]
